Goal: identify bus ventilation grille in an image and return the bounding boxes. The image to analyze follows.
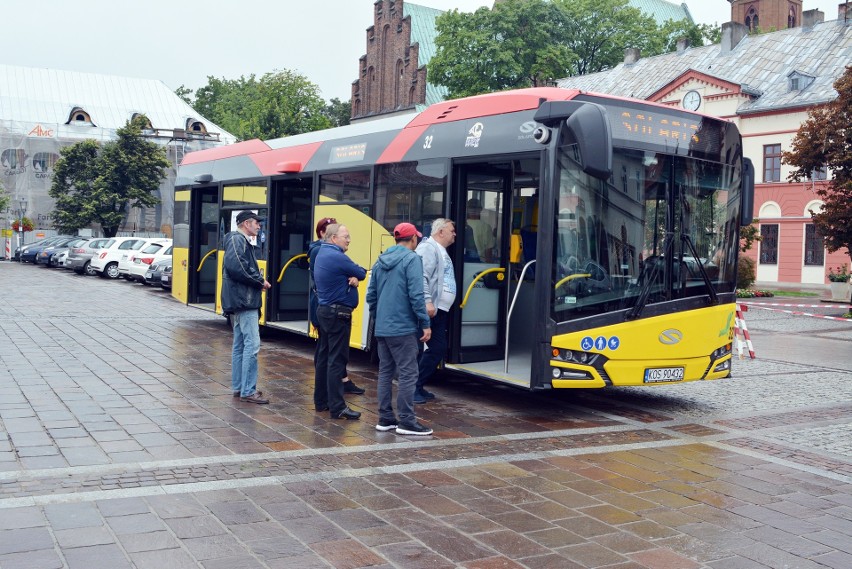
[437,106,458,120]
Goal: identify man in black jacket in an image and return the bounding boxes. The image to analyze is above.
[222,210,271,404]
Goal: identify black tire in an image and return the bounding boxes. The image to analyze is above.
[103,262,120,279]
[84,261,96,276]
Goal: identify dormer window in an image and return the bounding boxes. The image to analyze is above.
[186,119,207,135]
[788,71,814,92]
[131,113,153,130]
[67,107,94,126]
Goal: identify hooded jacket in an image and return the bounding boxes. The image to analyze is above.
[366,245,430,338]
[221,230,265,314]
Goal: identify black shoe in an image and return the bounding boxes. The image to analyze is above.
[343,380,365,395]
[375,417,398,432]
[234,390,262,398]
[396,421,432,436]
[418,388,436,400]
[315,405,329,412]
[332,408,361,420]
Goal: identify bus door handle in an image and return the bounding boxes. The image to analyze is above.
[197,249,217,272]
[277,253,307,283]
[505,260,536,373]
[554,273,592,290]
[459,267,505,309]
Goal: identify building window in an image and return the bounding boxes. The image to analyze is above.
[810,166,827,181]
[745,7,759,31]
[763,144,782,182]
[67,107,93,125]
[759,224,778,264]
[788,5,796,28]
[804,224,824,266]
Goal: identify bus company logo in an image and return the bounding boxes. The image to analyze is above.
[658,329,683,345]
[28,124,55,138]
[465,122,484,148]
[518,121,537,140]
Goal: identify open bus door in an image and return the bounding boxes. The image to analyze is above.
[446,158,547,388]
[188,186,220,310]
[265,177,313,334]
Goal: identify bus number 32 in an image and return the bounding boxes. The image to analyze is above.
[423,135,433,149]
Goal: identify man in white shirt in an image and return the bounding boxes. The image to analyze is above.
[414,218,457,404]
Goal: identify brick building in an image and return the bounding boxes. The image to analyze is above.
[731,0,804,30]
[557,2,851,289]
[351,0,693,121]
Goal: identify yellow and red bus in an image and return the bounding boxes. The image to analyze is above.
[172,87,753,391]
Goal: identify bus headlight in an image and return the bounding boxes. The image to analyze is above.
[551,348,596,365]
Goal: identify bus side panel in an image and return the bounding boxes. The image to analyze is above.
[550,304,735,387]
[172,247,189,304]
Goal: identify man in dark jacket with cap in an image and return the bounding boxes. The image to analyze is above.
[366,223,433,435]
[222,210,271,404]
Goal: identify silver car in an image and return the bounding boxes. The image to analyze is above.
[65,237,112,275]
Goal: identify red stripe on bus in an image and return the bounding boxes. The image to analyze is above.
[249,142,324,175]
[407,87,579,127]
[180,139,271,165]
[376,125,429,164]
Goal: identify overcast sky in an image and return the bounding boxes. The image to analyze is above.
[0,0,845,102]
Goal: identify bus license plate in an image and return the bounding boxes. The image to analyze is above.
[644,367,685,383]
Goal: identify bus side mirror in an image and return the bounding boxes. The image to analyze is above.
[533,101,613,181]
[741,157,754,226]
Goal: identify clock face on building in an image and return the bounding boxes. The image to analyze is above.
[682,90,701,111]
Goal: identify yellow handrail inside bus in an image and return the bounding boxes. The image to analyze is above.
[277,253,307,283]
[554,273,591,290]
[197,249,217,273]
[459,268,505,309]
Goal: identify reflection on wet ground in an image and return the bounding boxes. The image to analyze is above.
[1,263,851,568]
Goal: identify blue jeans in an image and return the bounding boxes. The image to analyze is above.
[231,309,260,397]
[377,334,419,426]
[417,309,448,391]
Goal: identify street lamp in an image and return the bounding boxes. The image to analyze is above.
[17,197,27,264]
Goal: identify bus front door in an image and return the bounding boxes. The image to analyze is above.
[266,178,313,334]
[448,159,542,387]
[188,186,220,310]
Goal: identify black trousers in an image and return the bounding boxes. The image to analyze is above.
[314,304,352,415]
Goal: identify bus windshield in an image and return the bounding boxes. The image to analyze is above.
[552,145,741,323]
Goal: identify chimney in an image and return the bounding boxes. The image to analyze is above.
[624,48,641,64]
[676,37,690,54]
[802,9,825,27]
[840,3,850,22]
[721,21,748,53]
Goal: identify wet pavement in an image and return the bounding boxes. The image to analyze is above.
[1,261,851,568]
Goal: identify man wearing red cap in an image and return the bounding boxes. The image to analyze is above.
[366,223,433,435]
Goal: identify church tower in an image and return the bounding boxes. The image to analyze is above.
[728,0,804,31]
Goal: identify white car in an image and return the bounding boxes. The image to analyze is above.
[90,237,157,279]
[118,238,171,280]
[126,242,173,283]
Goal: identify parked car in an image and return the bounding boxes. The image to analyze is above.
[18,236,70,263]
[119,239,172,280]
[144,257,172,287]
[159,262,172,289]
[127,242,172,283]
[39,237,90,267]
[89,237,153,279]
[65,237,113,275]
[12,237,52,261]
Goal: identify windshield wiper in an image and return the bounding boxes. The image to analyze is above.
[681,234,719,305]
[626,233,673,320]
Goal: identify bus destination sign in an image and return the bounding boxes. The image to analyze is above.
[329,142,367,164]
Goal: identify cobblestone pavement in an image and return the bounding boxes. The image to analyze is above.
[1,262,851,568]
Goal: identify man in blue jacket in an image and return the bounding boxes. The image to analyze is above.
[222,210,271,404]
[313,224,367,420]
[366,223,433,435]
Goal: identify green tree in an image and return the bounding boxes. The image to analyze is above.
[429,0,698,99]
[0,182,9,214]
[50,115,170,237]
[174,84,193,106]
[189,70,332,141]
[323,98,352,127]
[782,65,852,265]
[430,1,575,98]
[647,19,721,56]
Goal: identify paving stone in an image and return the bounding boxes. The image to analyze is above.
[164,515,228,539]
[375,541,454,569]
[0,506,45,530]
[54,526,115,548]
[245,535,312,560]
[145,494,208,519]
[64,543,133,569]
[128,547,199,569]
[117,530,180,553]
[106,512,166,535]
[43,503,103,530]
[182,534,248,561]
[0,527,54,554]
[207,499,269,525]
[0,548,65,569]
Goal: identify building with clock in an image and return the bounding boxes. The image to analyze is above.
[556,2,851,289]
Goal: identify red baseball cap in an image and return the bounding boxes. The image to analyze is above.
[393,222,422,239]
